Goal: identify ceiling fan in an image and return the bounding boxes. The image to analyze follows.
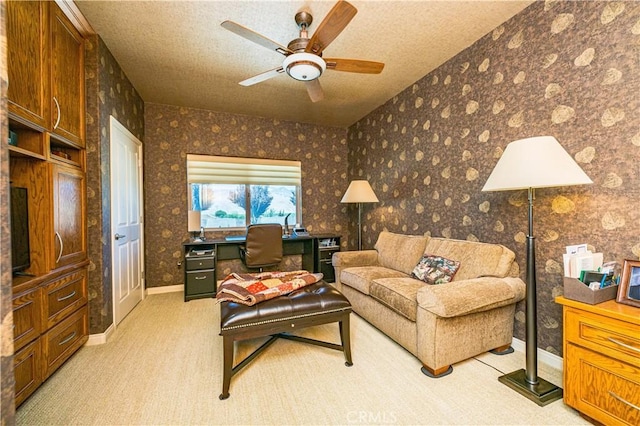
[221,0,384,103]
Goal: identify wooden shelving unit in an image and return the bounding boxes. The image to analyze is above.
[7,0,89,407]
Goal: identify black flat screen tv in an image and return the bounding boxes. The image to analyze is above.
[10,186,31,275]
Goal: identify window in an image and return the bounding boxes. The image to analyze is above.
[187,154,301,229]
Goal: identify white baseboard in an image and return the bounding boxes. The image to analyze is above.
[86,324,115,346]
[146,284,184,295]
[511,337,563,371]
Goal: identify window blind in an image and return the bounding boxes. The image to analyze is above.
[186,154,301,186]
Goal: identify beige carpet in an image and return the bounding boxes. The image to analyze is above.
[17,292,587,425]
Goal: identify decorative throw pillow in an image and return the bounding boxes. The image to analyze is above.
[411,255,460,285]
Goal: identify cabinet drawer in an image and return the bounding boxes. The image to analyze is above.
[319,259,335,282]
[186,256,215,271]
[565,343,640,426]
[186,269,216,295]
[565,308,640,369]
[319,249,339,261]
[14,338,42,407]
[13,287,42,352]
[42,307,88,378]
[42,268,88,329]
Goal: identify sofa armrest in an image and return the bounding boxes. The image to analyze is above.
[332,250,379,268]
[331,250,379,291]
[416,276,526,318]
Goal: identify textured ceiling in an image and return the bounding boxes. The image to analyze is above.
[76,0,534,128]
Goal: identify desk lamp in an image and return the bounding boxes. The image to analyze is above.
[341,180,378,250]
[188,210,203,242]
[482,136,592,406]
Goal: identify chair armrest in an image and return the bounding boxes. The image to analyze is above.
[416,276,526,318]
[331,250,379,268]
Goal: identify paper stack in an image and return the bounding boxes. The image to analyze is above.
[563,244,603,279]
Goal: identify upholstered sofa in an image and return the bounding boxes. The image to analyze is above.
[332,231,526,377]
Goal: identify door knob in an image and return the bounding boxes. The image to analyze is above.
[114,233,126,240]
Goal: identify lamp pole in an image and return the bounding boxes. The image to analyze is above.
[525,187,538,385]
[357,202,363,251]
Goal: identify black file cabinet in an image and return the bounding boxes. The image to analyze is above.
[317,236,340,283]
[183,242,216,302]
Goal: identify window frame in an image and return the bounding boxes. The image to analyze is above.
[186,154,302,231]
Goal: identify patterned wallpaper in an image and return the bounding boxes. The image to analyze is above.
[85,35,145,333]
[144,103,348,286]
[0,0,15,419]
[346,0,640,355]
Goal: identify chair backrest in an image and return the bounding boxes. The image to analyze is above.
[242,224,283,269]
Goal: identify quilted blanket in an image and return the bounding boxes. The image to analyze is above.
[216,270,323,306]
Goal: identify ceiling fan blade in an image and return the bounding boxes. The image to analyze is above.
[305,0,357,55]
[305,79,324,103]
[221,21,293,56]
[239,67,285,86]
[324,58,384,74]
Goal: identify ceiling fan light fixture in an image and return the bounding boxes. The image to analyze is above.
[282,52,326,81]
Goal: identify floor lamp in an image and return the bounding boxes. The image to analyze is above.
[482,136,592,406]
[341,180,379,250]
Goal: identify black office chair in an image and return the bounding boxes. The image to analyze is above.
[239,224,284,271]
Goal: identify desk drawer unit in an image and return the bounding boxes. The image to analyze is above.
[318,248,339,282]
[182,242,217,302]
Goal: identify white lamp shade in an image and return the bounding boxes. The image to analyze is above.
[482,136,593,192]
[341,180,379,203]
[188,210,201,232]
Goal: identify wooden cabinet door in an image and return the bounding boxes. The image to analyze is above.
[51,164,86,269]
[6,0,50,129]
[50,2,85,147]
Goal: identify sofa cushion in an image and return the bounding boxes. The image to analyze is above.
[375,232,429,275]
[423,237,515,280]
[411,255,460,284]
[416,277,518,317]
[370,277,425,322]
[340,267,407,295]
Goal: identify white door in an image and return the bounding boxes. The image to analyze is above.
[110,116,144,325]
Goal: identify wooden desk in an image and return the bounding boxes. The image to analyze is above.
[182,234,340,301]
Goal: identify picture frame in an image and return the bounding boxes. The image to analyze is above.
[616,259,640,308]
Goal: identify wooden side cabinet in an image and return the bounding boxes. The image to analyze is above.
[556,297,640,426]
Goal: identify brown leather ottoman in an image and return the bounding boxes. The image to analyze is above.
[218,281,352,399]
